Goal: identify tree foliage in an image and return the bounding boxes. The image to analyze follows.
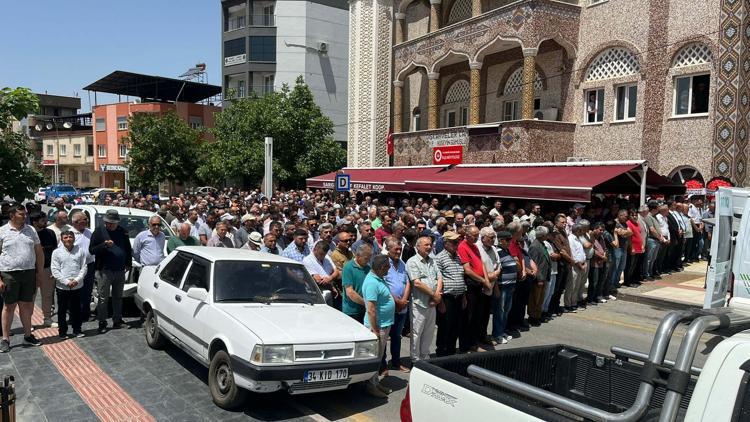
[198,77,346,188]
[0,87,43,200]
[124,111,201,191]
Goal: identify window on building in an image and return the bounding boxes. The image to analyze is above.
[238,80,246,98]
[225,3,246,31]
[117,116,128,131]
[224,38,246,66]
[46,144,53,156]
[584,48,641,83]
[82,171,90,184]
[249,36,276,62]
[189,116,203,129]
[585,89,605,123]
[460,107,468,126]
[263,5,275,26]
[502,98,541,121]
[446,110,456,127]
[86,136,94,157]
[615,84,638,121]
[73,144,81,157]
[263,74,275,95]
[119,144,128,158]
[413,107,421,131]
[674,74,710,116]
[95,118,106,131]
[59,144,67,156]
[98,145,106,158]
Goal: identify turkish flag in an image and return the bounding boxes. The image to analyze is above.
[386,128,394,156]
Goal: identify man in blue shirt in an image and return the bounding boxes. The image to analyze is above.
[362,255,395,398]
[133,216,166,266]
[282,229,310,262]
[383,236,410,372]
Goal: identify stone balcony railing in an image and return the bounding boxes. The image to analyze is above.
[393,0,581,74]
[392,119,576,166]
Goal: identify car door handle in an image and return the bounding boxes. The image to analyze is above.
[175,295,182,302]
[153,282,159,289]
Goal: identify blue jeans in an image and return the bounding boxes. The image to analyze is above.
[644,238,660,278]
[491,284,515,339]
[382,311,407,367]
[542,273,557,312]
[609,248,626,289]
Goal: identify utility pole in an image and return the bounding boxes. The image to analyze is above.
[264,137,273,198]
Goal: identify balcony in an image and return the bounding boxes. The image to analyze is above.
[393,0,580,75]
[249,14,275,27]
[225,15,246,32]
[392,119,576,166]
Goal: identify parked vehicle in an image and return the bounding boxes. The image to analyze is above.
[401,308,750,422]
[135,247,380,409]
[88,188,123,202]
[68,205,174,297]
[34,187,48,203]
[44,184,77,204]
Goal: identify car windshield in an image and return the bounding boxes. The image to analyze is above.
[214,260,324,304]
[94,213,172,239]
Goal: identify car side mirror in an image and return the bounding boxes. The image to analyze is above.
[322,290,333,306]
[187,287,208,302]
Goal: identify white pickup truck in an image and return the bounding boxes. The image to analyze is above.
[402,307,750,422]
[135,247,381,409]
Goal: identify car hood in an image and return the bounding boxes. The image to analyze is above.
[215,303,376,345]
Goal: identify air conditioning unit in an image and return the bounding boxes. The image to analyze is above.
[566,156,589,162]
[318,42,328,54]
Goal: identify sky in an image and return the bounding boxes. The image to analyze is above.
[1,0,220,112]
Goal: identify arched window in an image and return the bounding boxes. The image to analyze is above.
[671,43,713,116]
[446,0,471,25]
[584,47,641,82]
[443,79,470,127]
[672,43,712,68]
[412,107,422,131]
[503,67,543,96]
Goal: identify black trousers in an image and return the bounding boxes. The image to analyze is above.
[436,293,466,356]
[463,286,489,349]
[625,253,644,284]
[550,263,569,313]
[508,276,530,329]
[57,288,82,335]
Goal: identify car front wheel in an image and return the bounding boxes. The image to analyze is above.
[209,350,248,409]
[144,309,167,349]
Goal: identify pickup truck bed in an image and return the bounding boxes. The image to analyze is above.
[415,345,696,421]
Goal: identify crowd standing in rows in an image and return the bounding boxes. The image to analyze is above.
[0,190,713,397]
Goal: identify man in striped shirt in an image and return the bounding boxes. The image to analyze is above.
[434,231,465,356]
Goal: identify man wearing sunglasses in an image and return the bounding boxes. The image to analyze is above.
[133,216,166,267]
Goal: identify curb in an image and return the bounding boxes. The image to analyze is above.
[617,290,700,311]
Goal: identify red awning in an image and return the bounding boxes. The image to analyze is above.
[306,161,685,202]
[306,167,447,193]
[403,163,641,202]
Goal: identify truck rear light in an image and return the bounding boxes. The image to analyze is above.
[400,386,412,422]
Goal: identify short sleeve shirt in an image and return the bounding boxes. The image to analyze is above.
[342,260,370,316]
[386,258,408,315]
[302,254,334,277]
[361,272,395,329]
[406,254,439,309]
[0,223,40,272]
[457,240,485,278]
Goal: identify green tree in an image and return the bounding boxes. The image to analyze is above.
[0,87,43,200]
[124,111,201,191]
[199,77,346,187]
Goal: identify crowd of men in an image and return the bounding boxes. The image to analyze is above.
[0,189,713,397]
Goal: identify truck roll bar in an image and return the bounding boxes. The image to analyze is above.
[610,346,702,376]
[467,309,699,422]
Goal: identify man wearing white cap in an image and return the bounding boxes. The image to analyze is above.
[235,214,258,248]
[241,232,263,251]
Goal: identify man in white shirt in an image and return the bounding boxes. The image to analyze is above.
[51,230,87,338]
[564,223,587,313]
[68,210,96,321]
[302,240,338,293]
[47,210,71,242]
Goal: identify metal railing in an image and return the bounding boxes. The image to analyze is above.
[249,14,275,27]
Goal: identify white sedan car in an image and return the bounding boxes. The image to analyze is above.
[135,247,380,409]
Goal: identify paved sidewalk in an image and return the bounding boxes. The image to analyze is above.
[618,261,709,309]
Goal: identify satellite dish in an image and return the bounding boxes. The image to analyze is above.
[34,124,42,131]
[45,123,54,130]
[63,122,72,129]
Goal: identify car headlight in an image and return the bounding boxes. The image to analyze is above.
[251,345,293,364]
[354,340,379,359]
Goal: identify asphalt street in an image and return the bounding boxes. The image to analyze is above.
[2,297,724,422]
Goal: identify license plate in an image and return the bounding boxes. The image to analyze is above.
[303,368,348,383]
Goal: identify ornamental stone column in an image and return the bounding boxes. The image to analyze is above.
[394,12,405,44]
[471,0,481,16]
[521,48,537,120]
[429,0,441,32]
[428,72,440,129]
[393,80,404,133]
[469,61,482,125]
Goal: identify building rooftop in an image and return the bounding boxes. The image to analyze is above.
[83,71,222,104]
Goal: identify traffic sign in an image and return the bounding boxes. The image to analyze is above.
[335,174,351,192]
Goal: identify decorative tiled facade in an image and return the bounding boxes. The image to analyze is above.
[347,0,750,185]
